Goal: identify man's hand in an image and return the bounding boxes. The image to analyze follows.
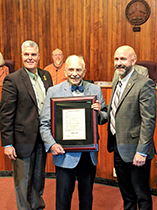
[133,152,146,167]
[91,100,101,112]
[4,146,17,160]
[50,143,65,155]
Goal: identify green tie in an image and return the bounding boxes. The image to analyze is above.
[34,75,45,114]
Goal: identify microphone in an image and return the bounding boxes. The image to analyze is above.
[56,69,58,72]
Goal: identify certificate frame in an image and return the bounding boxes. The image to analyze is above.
[51,95,98,151]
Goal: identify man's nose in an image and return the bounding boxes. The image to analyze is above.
[72,69,78,75]
[28,54,32,59]
[116,59,122,65]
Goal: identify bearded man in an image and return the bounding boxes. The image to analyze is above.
[44,48,66,85]
[107,45,156,210]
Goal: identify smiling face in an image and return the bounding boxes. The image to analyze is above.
[65,56,86,86]
[114,46,137,79]
[52,49,63,67]
[21,46,40,74]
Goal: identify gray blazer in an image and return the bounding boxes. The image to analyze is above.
[40,79,107,168]
[107,70,156,162]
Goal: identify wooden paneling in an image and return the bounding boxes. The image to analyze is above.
[0,0,157,81]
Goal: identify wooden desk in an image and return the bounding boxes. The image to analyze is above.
[0,83,157,189]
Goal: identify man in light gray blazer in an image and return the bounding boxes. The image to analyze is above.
[40,55,107,210]
[108,45,156,210]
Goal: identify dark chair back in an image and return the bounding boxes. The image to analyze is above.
[4,60,15,73]
[84,80,94,83]
[136,61,157,84]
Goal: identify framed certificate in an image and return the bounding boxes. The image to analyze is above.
[51,95,98,151]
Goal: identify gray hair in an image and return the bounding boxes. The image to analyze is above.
[0,52,5,66]
[21,40,39,53]
[65,55,85,70]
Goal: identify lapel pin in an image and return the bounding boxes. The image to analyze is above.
[43,75,47,81]
[127,83,131,88]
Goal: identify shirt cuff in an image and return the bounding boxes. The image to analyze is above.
[137,151,147,157]
[4,145,12,148]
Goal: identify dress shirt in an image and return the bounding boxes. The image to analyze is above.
[26,69,46,114]
[71,82,84,97]
[114,69,134,101]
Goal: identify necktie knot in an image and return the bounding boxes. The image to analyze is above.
[71,85,84,92]
[34,74,38,81]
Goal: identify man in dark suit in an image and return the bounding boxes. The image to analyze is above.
[108,45,156,210]
[40,55,107,210]
[0,40,53,210]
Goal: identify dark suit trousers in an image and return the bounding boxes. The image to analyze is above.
[114,139,152,210]
[12,143,47,210]
[55,152,96,210]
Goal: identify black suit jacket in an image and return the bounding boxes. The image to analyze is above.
[0,67,53,158]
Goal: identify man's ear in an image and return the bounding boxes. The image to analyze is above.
[82,69,86,78]
[132,57,137,66]
[64,69,68,77]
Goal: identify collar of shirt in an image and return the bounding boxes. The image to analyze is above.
[53,63,63,69]
[25,68,46,113]
[111,68,134,108]
[25,68,39,81]
[71,81,84,96]
[118,68,134,98]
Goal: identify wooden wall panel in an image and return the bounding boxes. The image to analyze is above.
[0,0,157,81]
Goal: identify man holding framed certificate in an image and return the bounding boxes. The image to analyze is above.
[40,55,107,210]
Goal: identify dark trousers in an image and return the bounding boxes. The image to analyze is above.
[12,143,47,210]
[55,152,96,210]
[114,146,152,210]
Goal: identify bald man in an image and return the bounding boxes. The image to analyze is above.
[40,55,107,210]
[112,64,149,83]
[107,45,156,210]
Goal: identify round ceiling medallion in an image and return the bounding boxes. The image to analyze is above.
[125,0,151,26]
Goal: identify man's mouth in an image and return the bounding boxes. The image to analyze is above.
[115,65,125,70]
[26,61,34,64]
[70,76,80,79]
